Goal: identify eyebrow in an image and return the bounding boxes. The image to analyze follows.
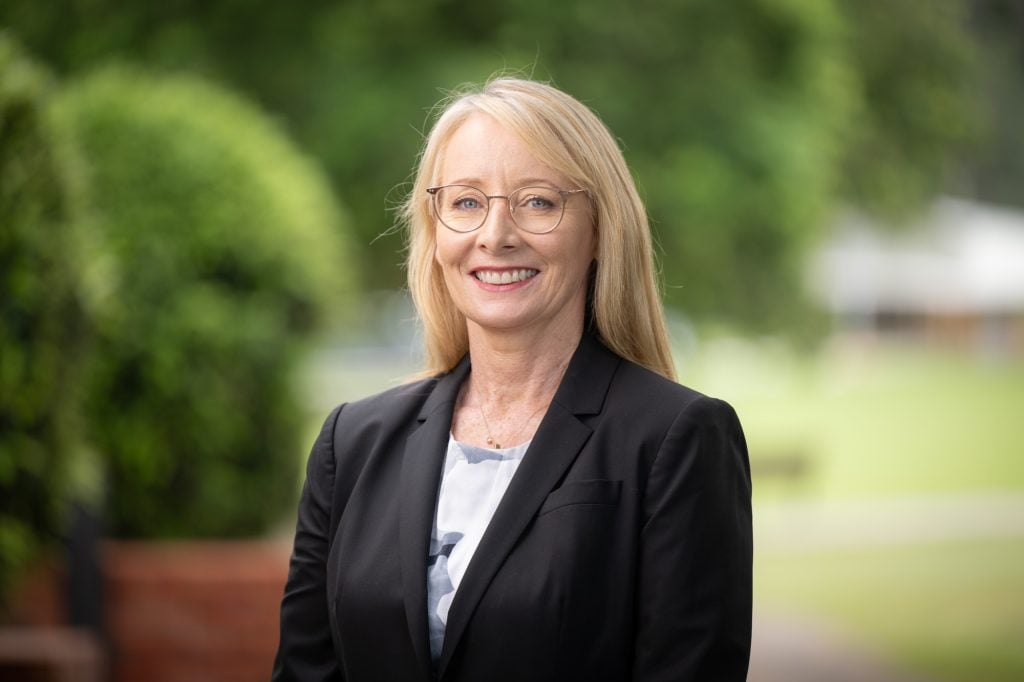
[441,177,565,190]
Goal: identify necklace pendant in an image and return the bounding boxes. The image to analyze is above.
[486,436,495,446]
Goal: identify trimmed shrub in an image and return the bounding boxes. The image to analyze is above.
[0,34,89,605]
[54,66,353,538]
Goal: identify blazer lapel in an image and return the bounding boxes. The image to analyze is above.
[437,334,620,678]
[399,357,470,681]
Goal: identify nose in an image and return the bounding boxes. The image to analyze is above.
[476,196,519,251]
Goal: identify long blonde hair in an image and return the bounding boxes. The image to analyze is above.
[402,77,676,381]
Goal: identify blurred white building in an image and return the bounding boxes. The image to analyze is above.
[809,197,1024,354]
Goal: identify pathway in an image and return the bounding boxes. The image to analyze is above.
[748,611,935,682]
[755,492,1024,552]
[747,492,1024,681]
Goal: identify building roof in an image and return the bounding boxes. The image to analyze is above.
[810,198,1024,315]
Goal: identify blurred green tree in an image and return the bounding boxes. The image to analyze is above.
[0,33,89,605]
[838,0,977,219]
[956,0,1024,209]
[53,66,353,537]
[0,0,984,333]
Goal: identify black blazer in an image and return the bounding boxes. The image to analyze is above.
[272,333,752,682]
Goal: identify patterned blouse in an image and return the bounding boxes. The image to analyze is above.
[426,434,530,664]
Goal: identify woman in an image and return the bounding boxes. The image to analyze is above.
[273,77,752,682]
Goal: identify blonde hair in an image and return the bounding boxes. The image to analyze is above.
[402,77,676,381]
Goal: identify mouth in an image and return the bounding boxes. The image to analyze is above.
[472,268,539,285]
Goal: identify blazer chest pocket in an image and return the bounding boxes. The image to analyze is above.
[537,479,622,516]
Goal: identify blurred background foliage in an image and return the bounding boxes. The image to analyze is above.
[52,66,352,538]
[0,26,354,605]
[0,33,90,605]
[3,0,1011,331]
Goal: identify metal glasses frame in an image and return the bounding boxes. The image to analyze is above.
[426,184,590,234]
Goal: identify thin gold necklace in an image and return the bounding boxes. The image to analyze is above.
[475,400,548,449]
[461,357,568,448]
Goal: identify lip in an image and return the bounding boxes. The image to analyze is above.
[469,266,540,292]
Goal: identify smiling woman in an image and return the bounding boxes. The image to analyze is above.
[272,77,753,682]
[430,113,596,345]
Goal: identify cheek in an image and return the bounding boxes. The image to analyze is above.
[433,229,466,270]
[565,230,597,281]
[433,235,453,270]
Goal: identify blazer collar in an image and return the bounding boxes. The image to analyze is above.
[548,330,619,416]
[399,356,471,680]
[416,354,472,422]
[398,333,621,681]
[435,332,621,678]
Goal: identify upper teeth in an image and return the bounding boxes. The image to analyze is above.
[475,269,538,285]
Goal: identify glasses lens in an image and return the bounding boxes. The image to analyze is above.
[509,187,566,234]
[434,185,488,232]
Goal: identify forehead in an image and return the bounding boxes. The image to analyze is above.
[437,113,572,188]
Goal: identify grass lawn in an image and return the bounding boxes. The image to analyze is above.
[682,338,1024,499]
[687,337,1024,680]
[756,537,1024,682]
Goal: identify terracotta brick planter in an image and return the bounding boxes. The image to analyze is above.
[103,540,291,682]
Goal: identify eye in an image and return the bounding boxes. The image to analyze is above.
[453,196,482,210]
[517,191,558,211]
[444,187,487,212]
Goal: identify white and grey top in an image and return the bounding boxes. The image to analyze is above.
[426,434,530,664]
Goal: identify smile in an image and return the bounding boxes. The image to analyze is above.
[473,269,539,285]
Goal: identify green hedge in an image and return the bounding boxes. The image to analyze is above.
[54,66,353,538]
[0,34,89,604]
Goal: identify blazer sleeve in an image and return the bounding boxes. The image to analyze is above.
[271,404,345,682]
[632,396,753,682]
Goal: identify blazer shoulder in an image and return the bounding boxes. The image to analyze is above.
[336,375,438,422]
[611,354,733,420]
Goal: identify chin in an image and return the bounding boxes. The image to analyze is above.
[466,313,535,332]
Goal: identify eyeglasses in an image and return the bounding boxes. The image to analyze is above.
[426,184,589,234]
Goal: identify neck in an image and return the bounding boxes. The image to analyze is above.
[463,318,582,409]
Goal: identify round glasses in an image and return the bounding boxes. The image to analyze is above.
[426,184,589,234]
